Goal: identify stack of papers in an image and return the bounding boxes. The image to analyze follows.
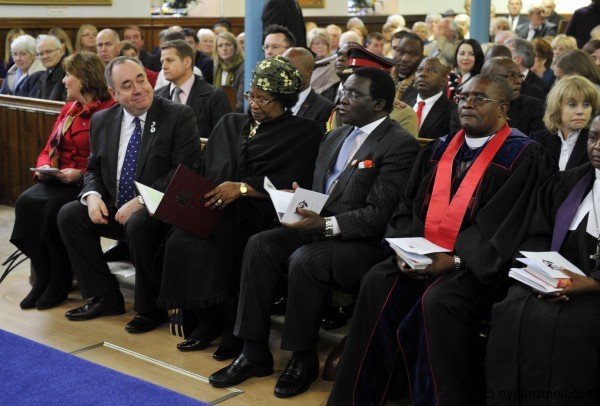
[264,177,328,224]
[386,237,450,270]
[509,251,585,293]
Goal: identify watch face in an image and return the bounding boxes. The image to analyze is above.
[240,185,248,193]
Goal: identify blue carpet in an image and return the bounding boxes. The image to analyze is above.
[0,329,208,405]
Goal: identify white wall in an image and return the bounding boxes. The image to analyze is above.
[0,0,151,18]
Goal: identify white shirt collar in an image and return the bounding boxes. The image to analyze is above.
[122,108,148,128]
[169,73,195,99]
[465,134,494,149]
[358,116,387,135]
[416,90,443,106]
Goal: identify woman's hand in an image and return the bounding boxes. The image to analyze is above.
[537,268,600,302]
[205,181,243,210]
[54,168,83,185]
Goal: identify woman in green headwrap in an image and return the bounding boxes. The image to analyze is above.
[158,55,324,361]
[213,32,245,112]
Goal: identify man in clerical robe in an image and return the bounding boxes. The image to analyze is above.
[328,74,556,406]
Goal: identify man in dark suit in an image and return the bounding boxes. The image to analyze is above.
[283,47,335,132]
[515,4,557,40]
[262,0,306,48]
[181,28,214,85]
[57,57,201,333]
[413,56,457,139]
[208,67,420,398]
[391,31,424,106]
[124,25,161,72]
[22,35,67,101]
[450,57,545,136]
[155,39,231,138]
[506,0,529,31]
[505,37,550,99]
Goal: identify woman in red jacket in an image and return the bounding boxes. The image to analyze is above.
[10,52,116,310]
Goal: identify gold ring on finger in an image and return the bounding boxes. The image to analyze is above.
[217,199,223,205]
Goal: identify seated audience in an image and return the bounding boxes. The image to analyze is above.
[124,25,161,72]
[391,31,424,105]
[412,21,430,44]
[213,19,231,35]
[554,50,600,90]
[551,34,578,67]
[424,17,460,67]
[515,3,557,40]
[20,35,67,101]
[329,74,555,406]
[494,29,517,45]
[153,32,204,89]
[235,32,245,53]
[454,13,471,39]
[213,32,245,112]
[48,28,73,56]
[365,32,385,56]
[10,52,116,310]
[308,28,332,62]
[308,28,339,96]
[156,39,231,138]
[119,41,158,87]
[158,55,323,361]
[531,37,555,85]
[283,47,335,131]
[532,75,599,171]
[208,66,419,398]
[75,24,98,53]
[0,34,44,96]
[262,24,295,58]
[448,38,484,99]
[1,28,25,78]
[583,39,600,69]
[487,113,600,406]
[489,17,511,43]
[326,24,342,52]
[413,56,457,139]
[57,57,201,332]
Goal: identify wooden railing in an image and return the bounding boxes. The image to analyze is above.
[0,95,64,206]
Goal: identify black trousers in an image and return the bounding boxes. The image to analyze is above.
[57,200,170,313]
[234,227,385,352]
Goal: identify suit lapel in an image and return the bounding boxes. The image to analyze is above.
[315,126,352,193]
[106,106,124,186]
[298,89,316,117]
[420,97,443,136]
[136,99,160,178]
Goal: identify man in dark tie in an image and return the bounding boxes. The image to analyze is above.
[155,39,231,138]
[58,57,201,333]
[208,67,420,398]
[412,56,456,139]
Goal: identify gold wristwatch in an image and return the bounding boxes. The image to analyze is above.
[240,182,248,197]
[137,195,145,206]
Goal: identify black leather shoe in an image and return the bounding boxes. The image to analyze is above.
[213,342,243,361]
[35,282,70,310]
[103,241,130,262]
[125,311,167,334]
[274,356,319,398]
[176,330,220,352]
[209,353,274,387]
[321,305,353,330]
[65,293,125,321]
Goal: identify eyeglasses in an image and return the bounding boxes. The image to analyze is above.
[244,91,278,106]
[492,72,525,81]
[455,94,506,107]
[262,44,288,52]
[36,48,59,58]
[340,89,371,101]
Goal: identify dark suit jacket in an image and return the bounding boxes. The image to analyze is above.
[531,128,590,171]
[22,61,67,101]
[546,11,564,27]
[523,70,550,98]
[515,22,557,39]
[565,4,600,48]
[400,84,419,107]
[155,75,232,138]
[320,81,340,103]
[449,94,544,136]
[314,117,420,240]
[262,0,307,48]
[81,96,201,207]
[418,96,457,139]
[194,51,214,85]
[139,50,161,72]
[296,89,335,132]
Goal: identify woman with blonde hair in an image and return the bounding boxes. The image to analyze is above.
[74,24,98,53]
[532,74,600,171]
[1,28,25,78]
[551,34,577,66]
[213,31,244,112]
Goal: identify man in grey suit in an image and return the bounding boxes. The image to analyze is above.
[283,47,335,132]
[58,57,200,332]
[209,67,420,398]
[155,40,231,138]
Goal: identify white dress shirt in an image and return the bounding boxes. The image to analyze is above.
[413,91,443,128]
[556,130,581,171]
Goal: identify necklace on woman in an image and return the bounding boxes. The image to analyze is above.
[590,187,600,263]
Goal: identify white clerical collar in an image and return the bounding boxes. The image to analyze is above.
[465,134,494,149]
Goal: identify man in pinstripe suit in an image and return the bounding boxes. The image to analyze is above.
[209,67,420,398]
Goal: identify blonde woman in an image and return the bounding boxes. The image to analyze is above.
[213,32,244,112]
[75,24,98,53]
[1,28,25,78]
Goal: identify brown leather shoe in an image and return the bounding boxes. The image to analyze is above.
[322,336,346,381]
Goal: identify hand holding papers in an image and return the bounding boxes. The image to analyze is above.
[30,167,60,174]
[509,251,585,293]
[264,177,328,224]
[386,237,451,270]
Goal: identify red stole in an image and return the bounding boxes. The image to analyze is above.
[424,124,512,250]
